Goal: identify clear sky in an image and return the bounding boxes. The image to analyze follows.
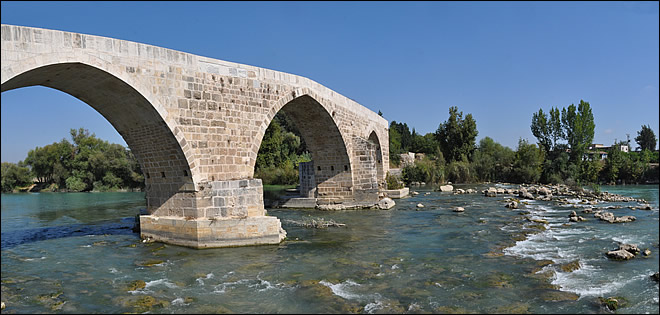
[1,1,658,163]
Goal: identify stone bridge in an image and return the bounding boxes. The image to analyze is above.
[1,25,389,248]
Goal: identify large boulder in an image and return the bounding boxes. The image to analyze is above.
[618,244,640,255]
[377,198,395,210]
[606,249,635,260]
[439,185,454,192]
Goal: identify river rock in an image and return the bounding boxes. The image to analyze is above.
[599,296,628,311]
[505,200,519,209]
[411,191,419,196]
[485,187,497,197]
[453,207,465,212]
[643,249,651,256]
[378,198,395,210]
[439,184,453,192]
[618,244,640,255]
[606,249,635,260]
[651,272,659,282]
[537,187,551,195]
[416,203,424,208]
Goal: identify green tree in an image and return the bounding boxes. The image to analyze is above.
[561,100,595,163]
[1,162,33,192]
[510,139,544,184]
[601,143,625,184]
[531,108,552,154]
[472,137,514,182]
[389,123,403,166]
[435,106,478,163]
[635,124,657,151]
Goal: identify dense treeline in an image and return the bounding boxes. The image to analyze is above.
[1,128,144,193]
[254,112,310,185]
[390,101,659,187]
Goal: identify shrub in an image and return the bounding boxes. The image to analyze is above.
[385,172,403,190]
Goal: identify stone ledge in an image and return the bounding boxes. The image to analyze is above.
[139,215,286,248]
[381,187,409,199]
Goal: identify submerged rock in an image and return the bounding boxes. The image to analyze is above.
[651,272,659,282]
[126,280,146,291]
[559,260,581,272]
[598,296,628,311]
[539,289,580,301]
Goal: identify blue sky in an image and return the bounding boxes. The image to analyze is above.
[1,1,658,163]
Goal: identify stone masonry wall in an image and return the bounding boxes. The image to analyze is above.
[1,24,389,212]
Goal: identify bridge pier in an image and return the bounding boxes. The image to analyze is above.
[139,178,286,248]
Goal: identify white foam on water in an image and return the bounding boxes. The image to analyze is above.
[171,297,188,306]
[319,279,363,300]
[212,279,250,294]
[146,278,179,289]
[552,265,647,297]
[364,300,385,313]
[109,268,119,274]
[391,264,399,270]
[24,256,46,261]
[611,235,645,246]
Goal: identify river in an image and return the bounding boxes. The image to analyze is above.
[1,184,658,313]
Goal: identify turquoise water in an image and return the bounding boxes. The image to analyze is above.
[1,185,658,313]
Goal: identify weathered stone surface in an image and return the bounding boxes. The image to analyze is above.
[439,184,453,192]
[377,198,395,210]
[485,187,497,197]
[606,249,635,260]
[1,25,388,248]
[382,187,409,199]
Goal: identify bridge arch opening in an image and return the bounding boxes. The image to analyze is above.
[1,62,193,214]
[368,131,385,189]
[253,94,353,204]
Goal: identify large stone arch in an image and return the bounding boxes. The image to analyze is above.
[1,61,195,215]
[252,90,354,203]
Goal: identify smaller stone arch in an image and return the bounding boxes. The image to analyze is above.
[252,90,354,204]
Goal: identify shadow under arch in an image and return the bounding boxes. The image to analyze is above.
[253,94,354,203]
[368,130,385,189]
[1,62,194,214]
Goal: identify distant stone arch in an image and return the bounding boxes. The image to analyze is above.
[368,130,385,189]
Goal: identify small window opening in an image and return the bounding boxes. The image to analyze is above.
[344,165,348,171]
[161,172,166,178]
[183,170,188,177]
[331,166,334,171]
[317,166,321,171]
